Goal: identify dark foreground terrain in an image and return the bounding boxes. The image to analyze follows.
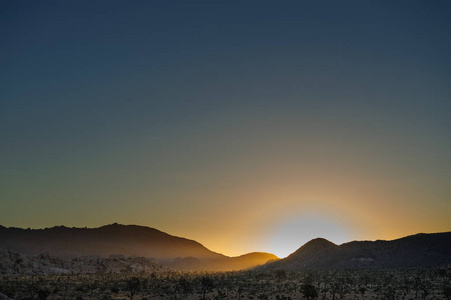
[1,227,450,299]
[1,267,451,300]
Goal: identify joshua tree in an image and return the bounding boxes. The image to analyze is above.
[413,275,423,299]
[126,277,141,300]
[214,289,227,299]
[443,285,451,300]
[200,275,214,300]
[257,293,269,300]
[236,285,245,300]
[178,276,193,299]
[358,286,367,299]
[338,277,351,299]
[383,285,396,300]
[14,257,23,274]
[37,287,51,300]
[300,283,318,300]
[437,269,448,282]
[330,280,341,300]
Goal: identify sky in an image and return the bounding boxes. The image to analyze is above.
[1,1,450,258]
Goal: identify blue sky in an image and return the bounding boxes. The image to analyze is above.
[1,1,450,256]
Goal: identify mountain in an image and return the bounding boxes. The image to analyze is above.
[207,252,278,272]
[0,224,223,260]
[260,232,451,270]
[163,252,278,272]
[0,224,277,272]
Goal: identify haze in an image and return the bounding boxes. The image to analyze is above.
[1,1,450,258]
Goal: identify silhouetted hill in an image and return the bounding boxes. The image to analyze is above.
[0,224,277,272]
[0,224,222,260]
[260,232,451,270]
[163,252,278,272]
[212,252,279,272]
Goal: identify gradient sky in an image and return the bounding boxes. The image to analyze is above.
[1,1,450,258]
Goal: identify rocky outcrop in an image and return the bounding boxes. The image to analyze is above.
[0,249,167,276]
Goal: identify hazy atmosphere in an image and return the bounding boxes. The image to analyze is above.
[1,1,450,258]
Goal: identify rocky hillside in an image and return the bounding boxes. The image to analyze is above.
[0,249,166,276]
[260,232,451,270]
[0,224,277,272]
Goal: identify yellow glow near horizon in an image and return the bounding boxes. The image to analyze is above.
[263,212,354,258]
[152,176,450,258]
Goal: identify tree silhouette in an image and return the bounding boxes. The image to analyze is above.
[236,285,245,300]
[178,276,193,299]
[300,283,318,300]
[200,275,214,300]
[37,287,51,300]
[358,286,366,299]
[443,285,451,300]
[126,277,141,300]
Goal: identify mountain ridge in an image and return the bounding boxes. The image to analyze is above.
[2,224,450,272]
[0,223,223,260]
[259,231,451,270]
[0,223,277,272]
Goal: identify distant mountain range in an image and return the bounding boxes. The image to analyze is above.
[259,232,451,271]
[2,224,450,273]
[0,224,277,272]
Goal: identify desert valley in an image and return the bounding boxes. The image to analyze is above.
[0,224,450,299]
